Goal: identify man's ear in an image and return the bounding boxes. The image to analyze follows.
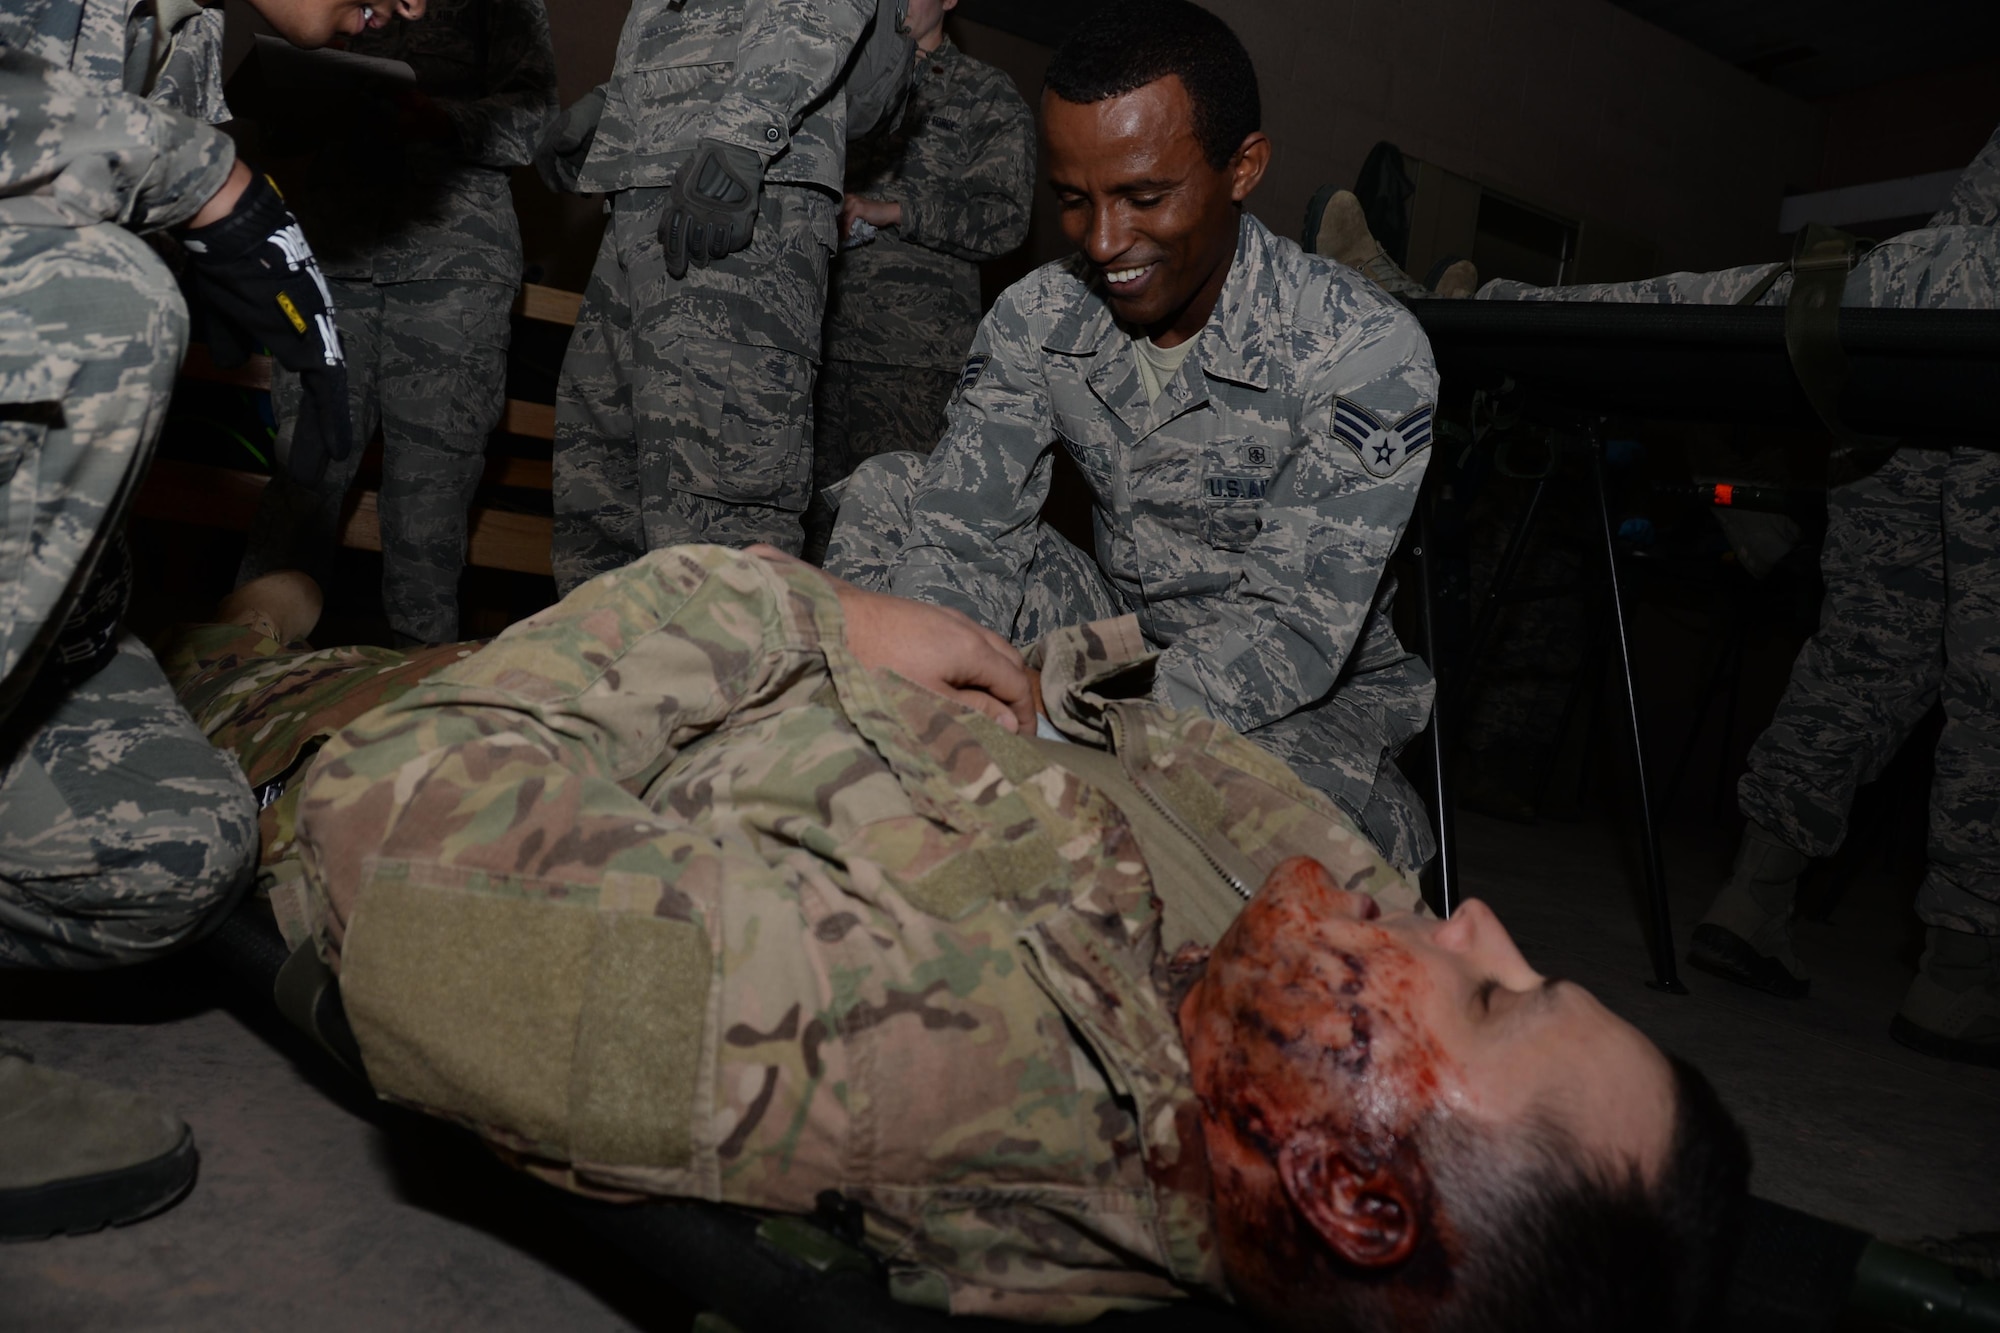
[1229,132,1272,204]
[1277,1133,1420,1268]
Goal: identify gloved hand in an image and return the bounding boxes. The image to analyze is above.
[181,171,352,487]
[658,138,766,279]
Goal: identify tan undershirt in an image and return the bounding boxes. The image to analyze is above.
[1131,333,1197,405]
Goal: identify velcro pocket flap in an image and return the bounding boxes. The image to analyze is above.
[340,859,712,1171]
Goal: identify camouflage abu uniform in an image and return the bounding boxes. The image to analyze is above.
[169,543,1422,1319]
[806,35,1034,555]
[1481,122,2000,935]
[549,0,882,587]
[0,0,257,967]
[240,0,557,646]
[829,214,1441,869]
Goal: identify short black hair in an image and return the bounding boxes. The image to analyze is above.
[1314,1055,1751,1333]
[1042,0,1261,170]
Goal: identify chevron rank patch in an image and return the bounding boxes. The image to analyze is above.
[956,354,990,394]
[1331,398,1434,478]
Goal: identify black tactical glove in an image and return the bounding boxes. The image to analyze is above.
[181,171,352,487]
[659,138,766,279]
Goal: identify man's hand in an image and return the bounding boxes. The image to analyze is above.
[747,546,1036,734]
[181,170,351,487]
[659,138,766,279]
[839,192,903,238]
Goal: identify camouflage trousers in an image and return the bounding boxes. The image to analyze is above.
[826,452,1438,870]
[802,358,955,562]
[0,634,257,970]
[552,185,834,592]
[0,223,258,969]
[1739,447,2000,935]
[1480,131,2000,929]
[243,276,515,645]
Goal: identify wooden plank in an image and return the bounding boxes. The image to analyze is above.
[133,459,552,576]
[487,456,552,489]
[515,283,583,326]
[499,398,557,441]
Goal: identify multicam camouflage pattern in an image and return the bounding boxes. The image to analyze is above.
[158,621,478,937]
[823,37,1035,371]
[1482,124,2000,932]
[280,543,1422,1320]
[552,184,833,588]
[0,635,256,969]
[828,215,1441,867]
[277,0,557,285]
[575,0,876,198]
[0,0,254,967]
[245,275,516,645]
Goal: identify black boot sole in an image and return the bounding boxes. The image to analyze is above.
[1889,1016,2000,1069]
[1688,923,1812,999]
[0,1128,197,1242]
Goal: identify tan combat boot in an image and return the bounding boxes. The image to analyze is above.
[1892,927,2000,1068]
[214,570,323,645]
[1312,189,1430,299]
[0,1046,198,1239]
[1687,821,1813,997]
[1434,258,1480,299]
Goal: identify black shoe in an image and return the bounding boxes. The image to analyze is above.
[0,1052,199,1241]
[1688,923,1811,999]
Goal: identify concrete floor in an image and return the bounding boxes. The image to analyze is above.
[3,812,1996,1331]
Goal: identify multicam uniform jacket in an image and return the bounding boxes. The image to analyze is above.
[824,37,1034,370]
[200,545,1425,1321]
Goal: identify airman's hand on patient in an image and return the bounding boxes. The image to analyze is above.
[747,546,1036,734]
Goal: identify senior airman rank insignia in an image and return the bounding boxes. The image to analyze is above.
[1332,398,1434,478]
[956,354,990,394]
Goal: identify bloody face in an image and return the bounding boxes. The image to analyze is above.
[1041,77,1266,348]
[1178,857,1675,1297]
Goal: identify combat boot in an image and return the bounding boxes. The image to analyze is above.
[1311,190,1430,298]
[214,570,323,645]
[1434,259,1480,299]
[1891,927,2000,1068]
[0,1046,198,1240]
[1688,821,1813,997]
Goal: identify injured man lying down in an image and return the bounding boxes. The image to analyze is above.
[164,545,1748,1331]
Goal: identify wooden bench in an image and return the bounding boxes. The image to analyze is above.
[135,282,583,578]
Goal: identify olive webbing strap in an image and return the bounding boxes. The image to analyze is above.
[1738,224,1901,484]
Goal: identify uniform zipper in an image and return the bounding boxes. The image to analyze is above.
[1104,709,1252,901]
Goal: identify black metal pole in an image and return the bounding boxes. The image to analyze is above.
[1411,492,1457,918]
[1589,426,1687,994]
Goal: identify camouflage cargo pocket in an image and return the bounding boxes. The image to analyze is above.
[665,339,814,509]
